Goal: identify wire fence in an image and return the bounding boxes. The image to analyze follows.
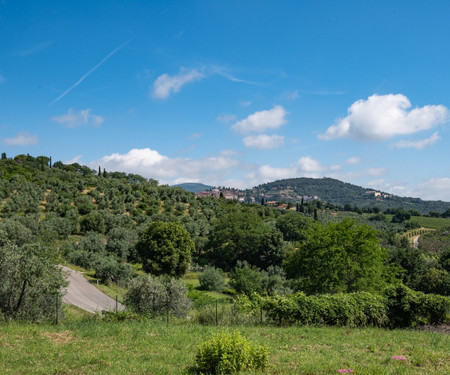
[61,293,267,326]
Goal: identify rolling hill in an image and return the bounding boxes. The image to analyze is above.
[242,177,450,214]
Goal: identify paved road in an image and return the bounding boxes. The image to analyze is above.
[61,266,125,313]
[412,235,420,249]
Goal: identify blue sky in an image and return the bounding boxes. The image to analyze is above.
[1,0,450,200]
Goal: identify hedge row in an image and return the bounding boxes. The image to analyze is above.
[240,284,449,328]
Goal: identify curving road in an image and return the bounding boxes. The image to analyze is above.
[61,266,125,313]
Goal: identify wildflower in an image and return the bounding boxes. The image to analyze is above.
[337,370,354,373]
[391,356,407,361]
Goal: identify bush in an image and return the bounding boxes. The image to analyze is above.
[259,292,388,327]
[384,284,450,328]
[124,275,192,318]
[195,330,268,374]
[199,266,226,292]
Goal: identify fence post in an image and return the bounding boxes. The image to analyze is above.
[166,293,169,324]
[115,295,118,313]
[215,300,218,326]
[55,294,59,325]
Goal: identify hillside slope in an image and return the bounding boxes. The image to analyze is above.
[244,177,450,214]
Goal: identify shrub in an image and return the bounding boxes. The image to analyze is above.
[195,330,268,374]
[259,292,388,327]
[384,284,450,328]
[199,266,226,292]
[229,262,263,296]
[124,275,192,317]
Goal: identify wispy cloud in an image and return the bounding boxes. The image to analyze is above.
[0,75,5,84]
[242,134,284,149]
[15,41,53,56]
[217,114,237,124]
[48,39,132,107]
[210,65,260,85]
[152,68,205,99]
[188,132,203,139]
[52,108,104,128]
[278,90,299,100]
[3,132,38,146]
[346,157,361,164]
[151,65,262,100]
[394,132,441,150]
[298,89,346,96]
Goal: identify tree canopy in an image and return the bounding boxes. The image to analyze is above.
[136,221,194,277]
[285,219,389,294]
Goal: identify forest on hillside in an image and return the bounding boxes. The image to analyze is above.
[246,177,450,214]
[0,154,449,327]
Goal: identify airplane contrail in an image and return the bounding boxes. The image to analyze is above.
[48,38,133,107]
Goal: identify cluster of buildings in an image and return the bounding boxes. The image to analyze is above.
[365,190,392,199]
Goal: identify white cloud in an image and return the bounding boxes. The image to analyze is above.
[152,68,204,99]
[297,156,324,174]
[247,165,293,182]
[3,132,38,146]
[411,178,450,201]
[217,114,237,124]
[64,155,83,164]
[239,101,252,107]
[232,105,287,134]
[242,134,284,149]
[394,132,441,150]
[52,109,104,128]
[345,167,386,179]
[346,157,361,164]
[91,148,240,184]
[320,94,449,141]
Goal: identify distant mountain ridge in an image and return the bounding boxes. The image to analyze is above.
[171,183,213,193]
[243,177,450,214]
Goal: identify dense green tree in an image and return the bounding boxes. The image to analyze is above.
[275,212,314,242]
[229,261,263,296]
[79,211,106,234]
[391,208,411,223]
[136,221,193,277]
[207,211,284,271]
[285,219,388,294]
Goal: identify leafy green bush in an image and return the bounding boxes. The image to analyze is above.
[195,330,268,374]
[199,266,226,292]
[124,275,192,317]
[384,284,450,327]
[259,292,388,327]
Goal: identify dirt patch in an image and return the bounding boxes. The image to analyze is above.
[41,330,74,344]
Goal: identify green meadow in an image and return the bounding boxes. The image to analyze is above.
[0,307,449,375]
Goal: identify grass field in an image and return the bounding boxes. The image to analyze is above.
[1,307,449,375]
[410,216,450,230]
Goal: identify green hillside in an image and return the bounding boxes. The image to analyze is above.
[245,177,450,214]
[171,182,213,193]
